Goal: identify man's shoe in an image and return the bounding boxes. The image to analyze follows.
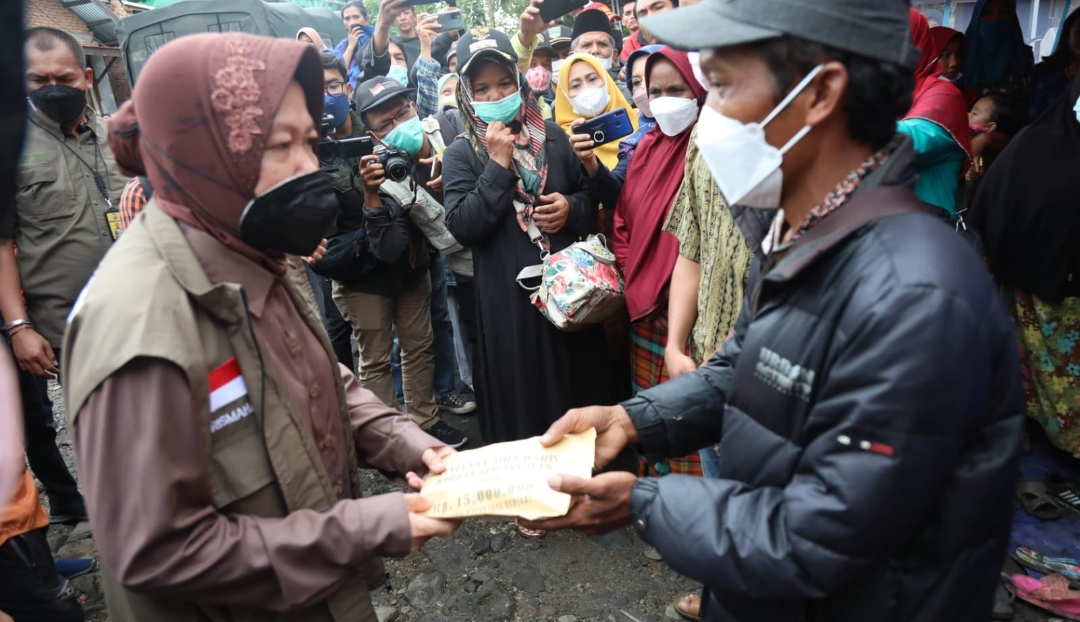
[54,557,96,580]
[426,420,468,448]
[48,513,89,526]
[436,392,477,415]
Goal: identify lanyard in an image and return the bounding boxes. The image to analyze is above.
[29,118,123,239]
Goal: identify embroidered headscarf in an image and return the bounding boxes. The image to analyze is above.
[457,54,550,245]
[108,33,324,273]
[554,53,638,169]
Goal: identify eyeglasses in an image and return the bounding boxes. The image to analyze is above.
[325,81,346,96]
[371,104,417,138]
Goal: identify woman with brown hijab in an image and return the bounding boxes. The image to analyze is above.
[61,33,459,622]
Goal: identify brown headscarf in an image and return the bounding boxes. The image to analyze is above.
[108,33,324,272]
[296,27,329,51]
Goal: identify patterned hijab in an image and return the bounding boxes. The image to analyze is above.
[457,55,549,241]
[108,33,324,273]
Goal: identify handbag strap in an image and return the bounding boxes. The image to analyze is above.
[516,264,544,291]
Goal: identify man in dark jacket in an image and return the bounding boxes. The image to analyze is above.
[523,1,1025,620]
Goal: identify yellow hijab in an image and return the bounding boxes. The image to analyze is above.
[554,54,638,169]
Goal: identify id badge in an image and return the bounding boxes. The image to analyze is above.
[105,208,123,240]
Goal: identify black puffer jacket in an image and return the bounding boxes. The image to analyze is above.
[623,137,1024,622]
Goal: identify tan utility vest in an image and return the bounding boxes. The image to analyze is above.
[63,204,375,622]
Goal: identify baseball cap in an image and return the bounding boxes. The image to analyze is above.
[544,25,573,47]
[571,9,615,42]
[353,76,415,117]
[535,31,558,58]
[638,0,919,68]
[455,28,518,76]
[581,2,620,20]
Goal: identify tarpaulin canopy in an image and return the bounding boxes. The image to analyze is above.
[117,0,347,85]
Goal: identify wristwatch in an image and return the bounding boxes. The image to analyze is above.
[1,318,32,335]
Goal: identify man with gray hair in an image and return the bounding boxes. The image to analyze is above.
[524,0,1025,620]
[568,9,629,95]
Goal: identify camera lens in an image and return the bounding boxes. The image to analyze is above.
[385,157,411,183]
[318,138,342,169]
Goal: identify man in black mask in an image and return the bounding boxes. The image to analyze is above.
[0,27,129,525]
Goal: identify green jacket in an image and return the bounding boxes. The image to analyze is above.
[63,205,376,622]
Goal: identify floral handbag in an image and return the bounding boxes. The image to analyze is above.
[515,234,626,332]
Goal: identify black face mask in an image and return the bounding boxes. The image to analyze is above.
[29,85,87,125]
[238,171,341,256]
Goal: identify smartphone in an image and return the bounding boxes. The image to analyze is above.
[434,9,464,33]
[430,154,442,178]
[538,0,589,23]
[573,108,634,148]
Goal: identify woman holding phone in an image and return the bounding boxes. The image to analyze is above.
[442,30,618,486]
[569,47,705,456]
[554,53,637,170]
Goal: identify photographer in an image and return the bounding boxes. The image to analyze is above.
[325,66,469,447]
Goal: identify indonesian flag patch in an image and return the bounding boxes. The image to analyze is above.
[208,357,254,433]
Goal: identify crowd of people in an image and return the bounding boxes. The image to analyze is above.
[2,0,1080,620]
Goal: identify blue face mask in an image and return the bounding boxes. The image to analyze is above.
[384,116,425,155]
[324,93,351,128]
[387,65,409,86]
[473,90,522,126]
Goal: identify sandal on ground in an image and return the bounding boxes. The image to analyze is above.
[1017,481,1061,520]
[1014,547,1080,585]
[993,578,1016,620]
[673,594,701,621]
[514,519,546,540]
[1003,573,1080,620]
[1046,473,1080,516]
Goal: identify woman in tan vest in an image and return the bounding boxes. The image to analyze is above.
[62,33,459,622]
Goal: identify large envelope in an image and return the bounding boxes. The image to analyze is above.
[419,428,597,520]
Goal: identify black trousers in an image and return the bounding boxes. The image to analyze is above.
[452,275,478,368]
[0,528,84,622]
[18,348,84,519]
[306,266,356,372]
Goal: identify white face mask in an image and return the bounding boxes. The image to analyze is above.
[551,59,564,85]
[1074,93,1080,124]
[594,54,613,71]
[686,51,710,91]
[632,88,652,119]
[695,65,823,209]
[649,96,698,136]
[569,86,610,118]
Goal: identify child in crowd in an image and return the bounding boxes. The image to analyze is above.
[966,93,1021,206]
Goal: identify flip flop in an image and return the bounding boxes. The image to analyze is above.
[1014,547,1080,585]
[1046,473,1080,516]
[672,594,700,621]
[1017,481,1061,520]
[514,519,546,540]
[1004,573,1080,620]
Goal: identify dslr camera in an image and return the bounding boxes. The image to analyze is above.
[373,144,413,183]
[319,114,373,169]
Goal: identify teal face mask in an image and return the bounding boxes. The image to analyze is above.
[384,116,425,156]
[473,90,522,126]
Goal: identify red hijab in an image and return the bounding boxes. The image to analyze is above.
[611,47,706,322]
[929,26,980,108]
[108,33,324,273]
[905,10,974,164]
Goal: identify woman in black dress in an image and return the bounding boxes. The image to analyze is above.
[442,29,617,446]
